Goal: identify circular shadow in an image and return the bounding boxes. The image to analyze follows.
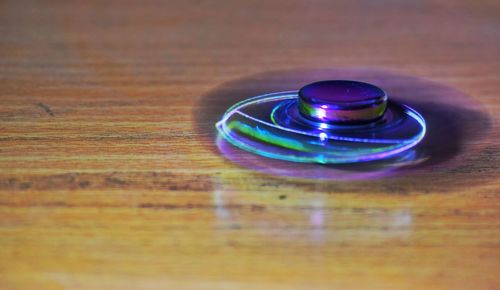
[194,68,494,192]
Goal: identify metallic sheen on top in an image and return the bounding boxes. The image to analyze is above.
[298,80,388,124]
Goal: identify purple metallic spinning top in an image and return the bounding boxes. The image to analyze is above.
[216,80,426,164]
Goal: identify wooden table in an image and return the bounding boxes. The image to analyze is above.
[1,1,499,289]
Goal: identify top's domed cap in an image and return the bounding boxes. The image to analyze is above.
[298,80,388,124]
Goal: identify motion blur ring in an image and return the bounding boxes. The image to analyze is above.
[216,80,426,164]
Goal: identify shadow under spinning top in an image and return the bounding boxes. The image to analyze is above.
[195,68,492,183]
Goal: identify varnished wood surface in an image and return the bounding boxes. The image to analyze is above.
[1,1,499,289]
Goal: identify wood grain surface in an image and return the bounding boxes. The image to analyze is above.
[1,0,499,289]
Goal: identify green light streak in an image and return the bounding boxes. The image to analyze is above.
[227,121,307,152]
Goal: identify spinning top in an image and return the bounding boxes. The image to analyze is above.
[216,80,426,164]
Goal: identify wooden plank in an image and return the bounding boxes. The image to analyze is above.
[0,0,499,289]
